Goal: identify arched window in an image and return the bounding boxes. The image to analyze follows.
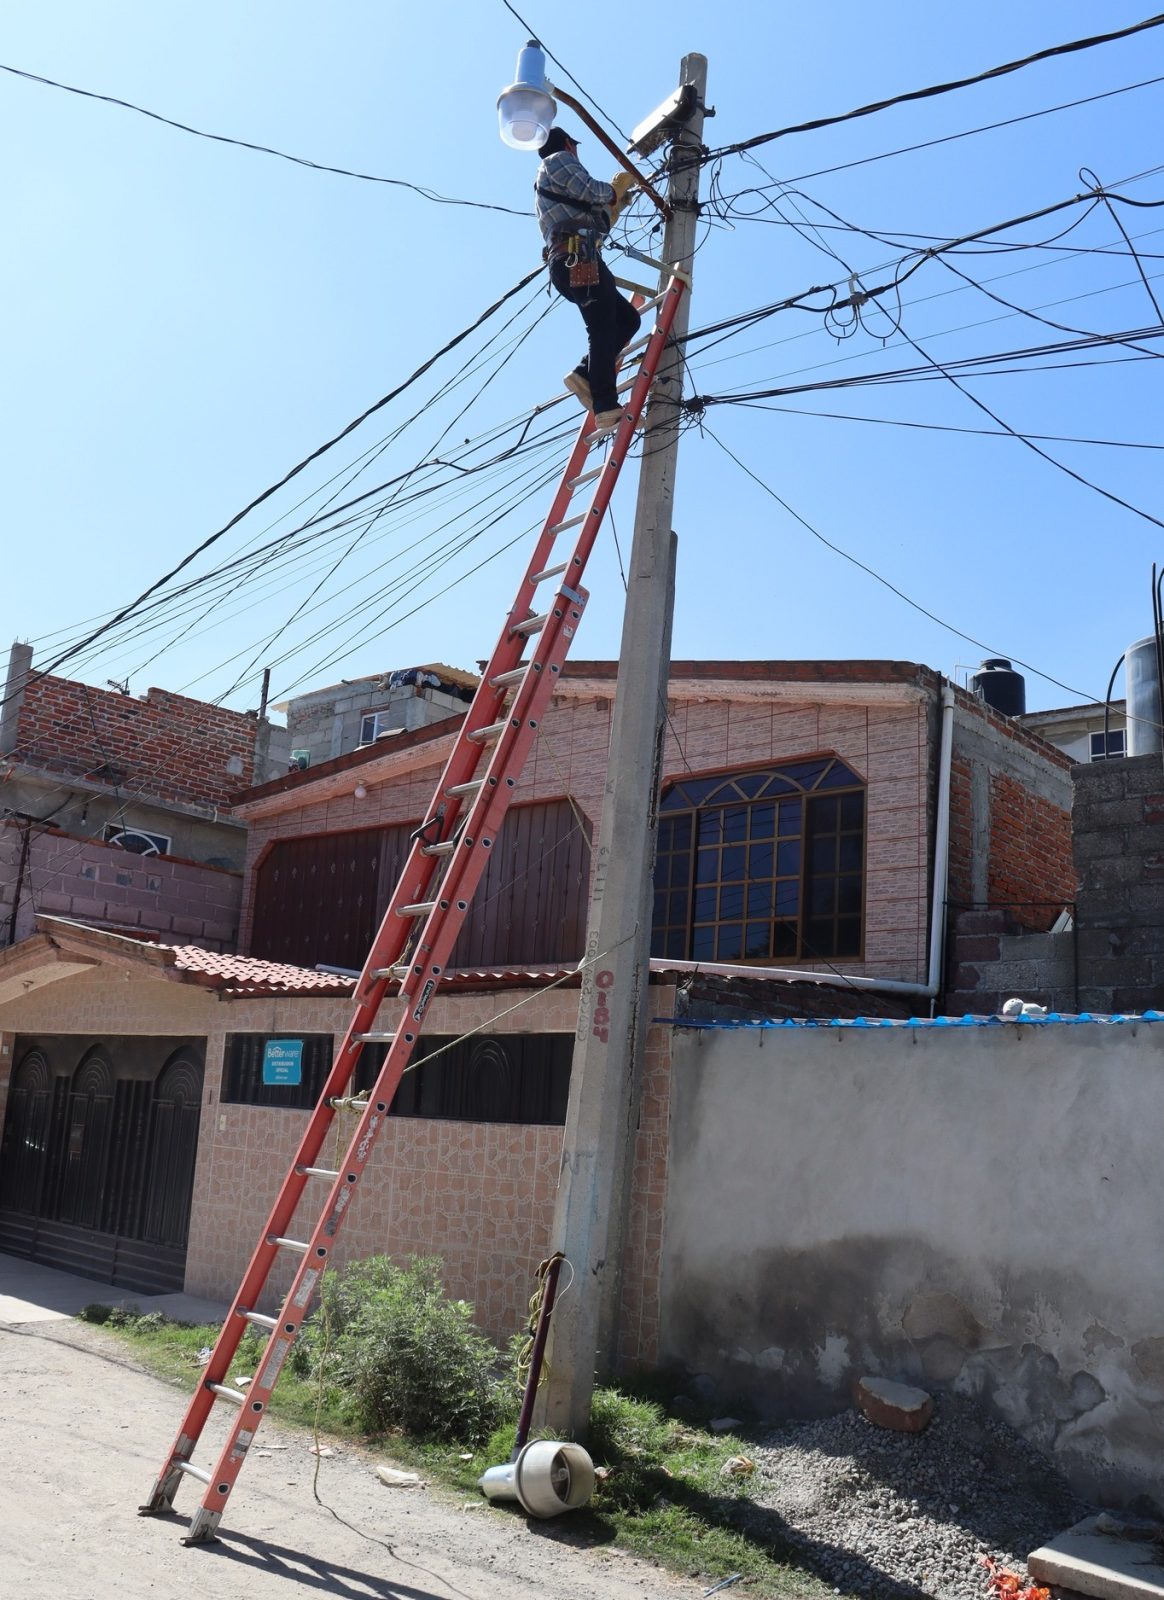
[652,757,866,964]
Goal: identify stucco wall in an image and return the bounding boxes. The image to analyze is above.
[662,1018,1164,1507]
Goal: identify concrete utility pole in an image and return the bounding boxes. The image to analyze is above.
[540,52,708,1439]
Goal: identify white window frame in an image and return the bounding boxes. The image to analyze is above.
[103,824,172,857]
[358,710,398,747]
[1089,729,1125,762]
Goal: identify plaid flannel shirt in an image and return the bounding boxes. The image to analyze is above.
[534,150,615,245]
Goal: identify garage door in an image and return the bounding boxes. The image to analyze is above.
[0,1035,205,1295]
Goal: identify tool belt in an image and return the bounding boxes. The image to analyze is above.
[543,228,601,288]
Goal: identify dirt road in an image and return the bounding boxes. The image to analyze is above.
[0,1317,700,1600]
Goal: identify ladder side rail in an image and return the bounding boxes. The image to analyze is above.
[349,423,600,1012]
[184,587,590,1541]
[392,279,686,999]
[384,589,588,1011]
[145,275,686,1534]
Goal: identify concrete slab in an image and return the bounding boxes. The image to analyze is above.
[1029,1516,1164,1600]
[0,1252,227,1327]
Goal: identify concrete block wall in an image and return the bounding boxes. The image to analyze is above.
[1,822,241,949]
[944,909,1076,1016]
[1072,753,1164,1013]
[284,678,471,768]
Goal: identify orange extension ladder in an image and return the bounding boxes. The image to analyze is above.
[140,268,687,1545]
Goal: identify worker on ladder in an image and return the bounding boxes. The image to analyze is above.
[535,127,640,432]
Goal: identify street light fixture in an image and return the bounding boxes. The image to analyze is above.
[496,39,673,220]
[496,41,557,151]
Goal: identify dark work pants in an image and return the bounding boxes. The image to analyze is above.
[549,255,641,414]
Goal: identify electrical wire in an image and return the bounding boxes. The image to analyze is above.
[739,402,1164,451]
[702,11,1164,160]
[776,73,1164,186]
[699,422,1138,711]
[21,264,543,691]
[0,60,530,216]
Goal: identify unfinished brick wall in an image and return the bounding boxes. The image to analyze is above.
[987,772,1075,923]
[946,690,1073,933]
[13,676,258,809]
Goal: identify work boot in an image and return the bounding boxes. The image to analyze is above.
[563,370,593,411]
[592,407,626,432]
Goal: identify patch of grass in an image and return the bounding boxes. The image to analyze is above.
[88,1304,831,1598]
[578,1387,831,1599]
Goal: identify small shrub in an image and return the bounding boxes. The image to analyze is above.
[298,1256,509,1445]
[105,1304,143,1329]
[79,1302,113,1324]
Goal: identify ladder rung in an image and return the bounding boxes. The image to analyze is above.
[175,1461,212,1486]
[207,1383,248,1406]
[242,1311,278,1331]
[530,563,567,585]
[468,719,507,743]
[355,1030,397,1044]
[547,513,586,537]
[268,1235,309,1254]
[446,778,484,798]
[397,900,436,917]
[637,291,668,315]
[371,963,413,978]
[328,1094,368,1111]
[490,665,528,689]
[422,839,456,856]
[298,1165,340,1179]
[613,276,660,297]
[568,465,604,490]
[513,612,549,636]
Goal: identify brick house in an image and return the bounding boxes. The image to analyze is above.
[0,659,1072,1355]
[1,642,289,950]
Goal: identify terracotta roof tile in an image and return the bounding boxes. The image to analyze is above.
[164,945,356,997]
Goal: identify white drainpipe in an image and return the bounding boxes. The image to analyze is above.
[655,683,957,1004]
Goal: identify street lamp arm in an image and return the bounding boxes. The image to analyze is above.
[547,82,672,221]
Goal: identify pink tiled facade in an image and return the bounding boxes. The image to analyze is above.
[0,967,677,1365]
[239,680,939,985]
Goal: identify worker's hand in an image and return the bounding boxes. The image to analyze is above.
[609,169,637,223]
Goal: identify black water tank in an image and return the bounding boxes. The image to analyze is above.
[972,657,1026,717]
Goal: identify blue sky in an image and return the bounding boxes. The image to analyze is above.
[3,2,1161,716]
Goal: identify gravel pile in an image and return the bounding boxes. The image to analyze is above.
[737,1394,1090,1600]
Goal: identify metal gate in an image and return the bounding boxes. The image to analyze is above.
[0,1035,205,1293]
